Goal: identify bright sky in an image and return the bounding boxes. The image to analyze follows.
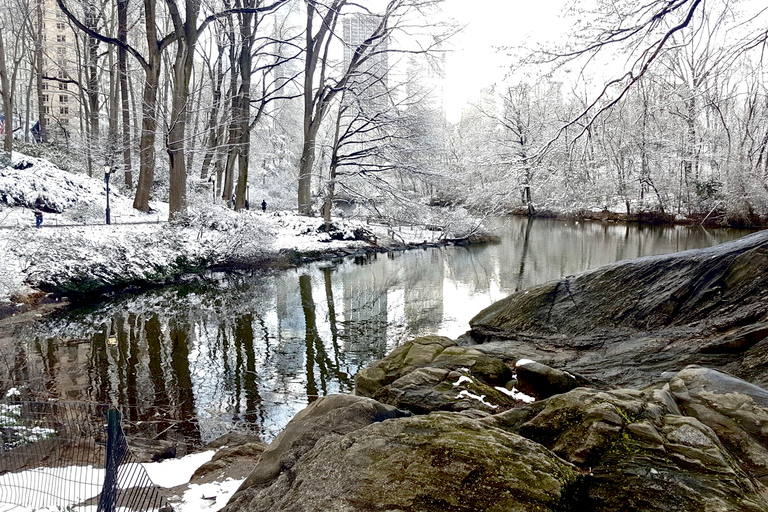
[441,0,571,121]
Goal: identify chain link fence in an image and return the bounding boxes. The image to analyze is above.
[0,399,173,512]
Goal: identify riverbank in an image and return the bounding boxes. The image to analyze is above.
[0,153,497,317]
[0,214,498,319]
[509,204,768,228]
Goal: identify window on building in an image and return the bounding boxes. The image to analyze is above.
[56,10,64,18]
[61,119,69,124]
[59,83,68,90]
[43,106,50,114]
[41,83,47,90]
[42,95,49,102]
[59,107,69,115]
[56,22,65,30]
[56,35,66,43]
[59,95,68,103]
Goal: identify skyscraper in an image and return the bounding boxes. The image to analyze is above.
[40,0,77,140]
[342,13,388,111]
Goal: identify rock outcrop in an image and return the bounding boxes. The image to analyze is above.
[467,230,768,387]
[355,335,518,413]
[225,411,580,512]
[222,233,768,511]
[226,367,768,512]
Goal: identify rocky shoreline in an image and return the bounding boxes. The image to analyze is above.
[210,229,768,511]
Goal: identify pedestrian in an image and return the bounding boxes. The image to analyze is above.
[231,193,236,209]
[34,210,43,228]
[261,199,267,212]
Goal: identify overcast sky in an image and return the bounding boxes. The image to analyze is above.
[440,0,571,120]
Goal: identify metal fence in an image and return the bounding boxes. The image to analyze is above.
[0,400,173,512]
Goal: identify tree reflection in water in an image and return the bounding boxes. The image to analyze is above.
[0,217,755,445]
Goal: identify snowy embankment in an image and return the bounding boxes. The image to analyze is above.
[0,153,485,304]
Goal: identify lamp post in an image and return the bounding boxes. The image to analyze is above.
[104,166,111,225]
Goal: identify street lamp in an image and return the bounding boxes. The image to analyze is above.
[104,166,111,225]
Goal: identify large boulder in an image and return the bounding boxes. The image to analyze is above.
[355,335,512,396]
[354,335,518,414]
[666,366,768,487]
[221,367,768,511]
[371,366,518,414]
[231,394,409,497]
[508,385,768,511]
[514,359,595,399]
[224,412,580,512]
[467,231,768,388]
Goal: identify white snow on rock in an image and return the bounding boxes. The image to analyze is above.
[495,386,536,403]
[455,389,497,409]
[452,375,473,387]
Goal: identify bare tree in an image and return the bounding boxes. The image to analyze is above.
[297,0,447,216]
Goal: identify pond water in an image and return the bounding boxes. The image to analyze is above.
[0,217,756,445]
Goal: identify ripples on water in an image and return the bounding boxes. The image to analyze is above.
[0,217,756,444]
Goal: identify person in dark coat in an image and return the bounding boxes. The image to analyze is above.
[261,199,267,212]
[34,210,43,228]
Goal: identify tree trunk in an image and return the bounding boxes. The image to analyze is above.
[199,41,225,179]
[34,0,46,143]
[167,42,195,219]
[323,104,344,229]
[132,0,162,212]
[117,0,133,188]
[233,9,254,212]
[133,61,161,212]
[298,133,316,215]
[0,29,13,152]
[85,6,100,146]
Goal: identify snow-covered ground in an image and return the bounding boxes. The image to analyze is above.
[0,153,471,304]
[0,450,240,512]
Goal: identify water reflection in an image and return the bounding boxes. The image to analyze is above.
[0,217,756,443]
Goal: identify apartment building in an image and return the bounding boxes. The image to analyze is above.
[40,0,77,139]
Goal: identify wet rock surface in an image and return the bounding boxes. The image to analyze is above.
[354,335,517,414]
[467,230,768,387]
[225,410,580,512]
[226,367,768,512]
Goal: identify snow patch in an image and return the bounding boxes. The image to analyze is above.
[455,390,497,409]
[495,386,536,403]
[452,376,473,387]
[0,450,228,512]
[169,478,245,512]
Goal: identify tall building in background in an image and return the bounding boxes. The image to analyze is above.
[41,0,77,139]
[342,13,388,111]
